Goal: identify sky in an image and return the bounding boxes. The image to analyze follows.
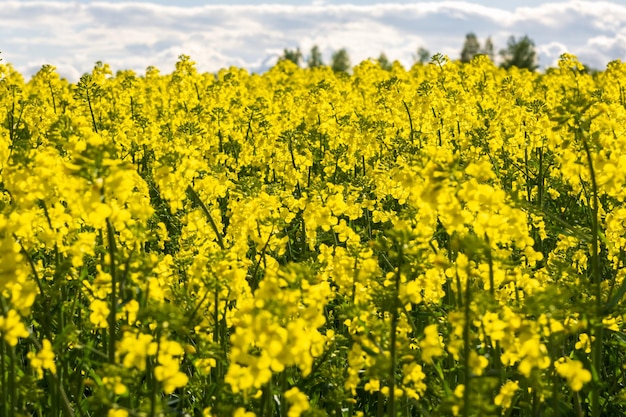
[1,0,626,80]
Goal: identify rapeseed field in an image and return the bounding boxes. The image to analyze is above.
[1,53,625,416]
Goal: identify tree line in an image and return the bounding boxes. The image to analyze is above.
[278,33,539,72]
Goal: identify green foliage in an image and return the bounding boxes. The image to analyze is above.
[1,53,626,417]
[460,33,481,63]
[307,45,324,69]
[376,53,392,71]
[331,48,351,73]
[481,37,495,62]
[279,48,303,67]
[500,35,539,71]
[414,47,431,65]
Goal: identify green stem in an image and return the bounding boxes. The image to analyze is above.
[463,264,471,417]
[300,215,308,257]
[259,383,269,417]
[537,143,545,210]
[13,237,41,296]
[485,235,494,297]
[47,79,57,114]
[0,338,5,417]
[8,344,16,417]
[213,283,219,348]
[574,390,584,417]
[532,388,539,417]
[86,92,98,134]
[187,185,225,250]
[106,218,117,364]
[364,208,372,240]
[150,331,162,417]
[280,372,288,417]
[582,134,603,417]
[377,391,385,417]
[389,245,402,417]
[524,144,531,204]
[14,237,52,341]
[402,100,418,147]
[249,229,273,292]
[186,288,211,329]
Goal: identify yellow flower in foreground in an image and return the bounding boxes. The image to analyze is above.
[195,357,217,375]
[518,336,550,377]
[0,309,29,346]
[233,408,256,417]
[117,331,157,371]
[284,387,310,417]
[0,234,23,292]
[454,384,465,398]
[452,384,465,416]
[401,362,427,399]
[102,376,128,396]
[575,333,593,354]
[494,380,519,410]
[420,324,443,362]
[468,351,489,376]
[89,299,110,328]
[27,339,57,379]
[10,281,38,315]
[364,378,380,393]
[554,357,592,391]
[155,338,188,393]
[107,408,128,417]
[155,364,188,394]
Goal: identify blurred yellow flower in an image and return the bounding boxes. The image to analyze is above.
[554,357,592,391]
[89,299,110,328]
[0,309,29,346]
[284,387,310,417]
[494,380,519,410]
[27,339,56,379]
[107,409,128,417]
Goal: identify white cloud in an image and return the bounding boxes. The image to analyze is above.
[1,1,625,80]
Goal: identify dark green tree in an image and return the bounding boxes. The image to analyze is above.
[279,47,303,66]
[460,32,481,63]
[307,45,324,68]
[500,35,539,71]
[331,48,351,73]
[481,36,495,62]
[377,52,392,71]
[414,47,430,64]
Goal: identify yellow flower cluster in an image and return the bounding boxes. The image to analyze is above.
[0,52,625,415]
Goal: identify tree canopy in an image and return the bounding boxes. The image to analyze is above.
[307,45,324,69]
[377,52,392,71]
[278,48,303,66]
[274,33,543,73]
[460,33,481,63]
[414,47,430,64]
[331,48,351,73]
[500,35,539,71]
[481,37,495,62]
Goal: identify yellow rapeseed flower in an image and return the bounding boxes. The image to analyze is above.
[494,380,519,410]
[554,357,592,391]
[89,299,110,328]
[284,387,310,417]
[575,333,593,354]
[27,339,56,379]
[232,407,256,417]
[419,324,443,362]
[107,409,128,417]
[0,309,29,346]
[102,376,128,396]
